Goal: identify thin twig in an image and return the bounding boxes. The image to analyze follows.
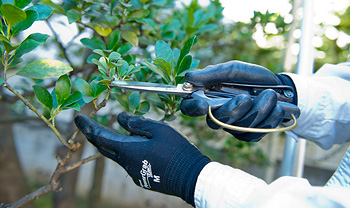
[4,82,71,149]
[63,153,102,173]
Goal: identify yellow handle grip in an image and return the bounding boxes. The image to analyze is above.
[208,106,297,133]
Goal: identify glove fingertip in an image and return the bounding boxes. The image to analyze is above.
[180,98,209,117]
[74,114,93,135]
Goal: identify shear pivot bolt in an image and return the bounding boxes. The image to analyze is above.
[183,82,193,91]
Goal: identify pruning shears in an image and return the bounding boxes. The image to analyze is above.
[110,80,300,133]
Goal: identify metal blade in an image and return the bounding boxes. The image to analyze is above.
[110,81,192,97]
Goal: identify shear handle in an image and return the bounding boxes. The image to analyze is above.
[190,91,300,120]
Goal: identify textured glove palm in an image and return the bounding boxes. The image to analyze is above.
[180,60,297,142]
[74,112,210,206]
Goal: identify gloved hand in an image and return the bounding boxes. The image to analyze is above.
[74,112,210,207]
[180,60,298,142]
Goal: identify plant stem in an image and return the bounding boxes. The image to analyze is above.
[63,153,102,173]
[4,82,71,149]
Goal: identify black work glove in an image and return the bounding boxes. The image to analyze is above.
[180,60,298,142]
[74,113,210,207]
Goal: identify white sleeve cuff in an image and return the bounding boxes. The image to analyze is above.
[194,162,266,207]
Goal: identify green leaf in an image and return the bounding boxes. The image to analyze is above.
[117,59,129,77]
[15,0,32,8]
[177,55,192,76]
[95,26,112,37]
[33,85,53,110]
[155,40,174,66]
[107,30,120,50]
[147,93,165,110]
[81,37,106,50]
[8,57,22,68]
[26,4,53,21]
[51,89,58,109]
[128,8,149,18]
[13,33,50,59]
[129,91,140,111]
[117,42,132,55]
[109,52,121,61]
[177,35,196,69]
[61,91,83,107]
[61,102,80,111]
[92,49,105,57]
[39,0,65,15]
[1,3,27,27]
[136,101,150,115]
[197,24,218,33]
[75,78,92,97]
[16,59,73,79]
[153,58,171,76]
[0,77,4,85]
[119,0,132,8]
[115,95,129,111]
[0,34,17,52]
[55,74,71,105]
[12,10,38,36]
[66,9,81,24]
[91,80,107,97]
[143,60,171,83]
[121,30,138,47]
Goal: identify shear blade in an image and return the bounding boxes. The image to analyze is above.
[110,81,192,96]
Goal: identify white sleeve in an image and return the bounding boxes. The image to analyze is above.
[194,162,350,208]
[283,63,350,150]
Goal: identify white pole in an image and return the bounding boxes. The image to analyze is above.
[280,0,315,177]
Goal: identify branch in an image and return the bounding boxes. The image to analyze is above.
[4,83,71,149]
[1,184,52,208]
[63,153,102,173]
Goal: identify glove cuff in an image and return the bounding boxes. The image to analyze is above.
[164,143,210,206]
[275,74,298,105]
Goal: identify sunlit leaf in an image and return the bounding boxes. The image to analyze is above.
[15,0,32,9]
[95,26,112,36]
[16,59,73,79]
[33,85,53,110]
[121,30,138,47]
[61,102,80,111]
[1,3,27,27]
[154,58,171,76]
[12,10,38,36]
[143,60,171,83]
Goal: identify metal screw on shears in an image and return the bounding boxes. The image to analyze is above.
[283,90,294,98]
[182,82,193,91]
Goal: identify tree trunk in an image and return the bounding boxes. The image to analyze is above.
[0,101,34,208]
[88,155,105,208]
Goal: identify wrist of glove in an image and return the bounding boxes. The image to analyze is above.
[180,60,298,142]
[75,113,210,206]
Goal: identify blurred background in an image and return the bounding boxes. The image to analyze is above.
[1,0,350,207]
